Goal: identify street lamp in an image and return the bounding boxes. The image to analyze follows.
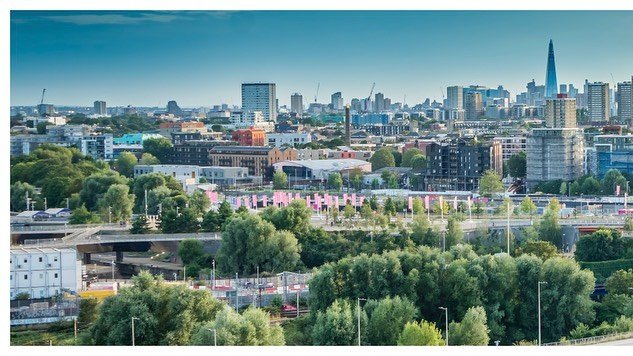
[206,328,217,346]
[357,298,367,346]
[131,317,139,346]
[538,281,548,346]
[108,206,112,224]
[110,260,115,280]
[439,307,448,346]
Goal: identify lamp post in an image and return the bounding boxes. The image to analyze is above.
[538,281,548,346]
[110,260,115,280]
[212,259,216,290]
[439,307,448,346]
[357,298,367,346]
[507,199,511,255]
[131,317,139,346]
[207,328,217,346]
[108,206,112,224]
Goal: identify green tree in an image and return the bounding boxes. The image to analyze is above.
[216,214,300,275]
[312,299,358,346]
[479,170,504,196]
[138,152,160,165]
[365,296,418,345]
[602,169,629,195]
[69,204,101,224]
[624,217,633,232]
[188,190,210,216]
[412,197,425,214]
[142,137,173,163]
[343,204,356,221]
[581,176,602,195]
[397,320,444,346]
[90,271,223,345]
[201,209,221,232]
[519,196,537,217]
[190,306,284,346]
[260,199,311,235]
[273,171,288,189]
[605,269,633,296]
[445,216,463,248]
[160,208,201,234]
[411,155,427,170]
[40,176,72,208]
[370,147,396,171]
[115,151,137,178]
[80,171,129,211]
[507,152,527,178]
[10,181,36,212]
[539,198,562,248]
[217,200,234,228]
[575,229,628,262]
[97,184,135,222]
[401,148,423,167]
[410,214,439,247]
[328,172,343,191]
[78,298,99,325]
[130,215,151,234]
[496,197,515,216]
[448,306,490,346]
[178,239,205,265]
[383,197,396,216]
[514,241,558,261]
[36,121,48,134]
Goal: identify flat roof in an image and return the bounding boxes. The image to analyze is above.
[275,159,370,171]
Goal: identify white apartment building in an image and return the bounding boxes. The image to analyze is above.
[267,132,312,147]
[492,136,528,162]
[10,248,81,300]
[587,82,610,121]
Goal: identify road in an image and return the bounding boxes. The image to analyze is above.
[595,337,633,346]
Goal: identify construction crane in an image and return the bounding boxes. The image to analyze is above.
[366,82,375,112]
[314,83,320,103]
[40,88,46,105]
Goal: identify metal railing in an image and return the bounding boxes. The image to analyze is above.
[543,331,633,346]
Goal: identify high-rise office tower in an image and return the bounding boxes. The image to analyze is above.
[291,93,303,117]
[587,82,611,121]
[617,80,632,122]
[331,92,344,111]
[166,100,183,116]
[559,84,568,95]
[241,82,277,122]
[374,93,385,112]
[545,94,576,128]
[447,86,463,110]
[545,39,558,99]
[93,100,107,116]
[465,92,483,120]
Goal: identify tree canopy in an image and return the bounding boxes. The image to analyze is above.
[370,147,396,171]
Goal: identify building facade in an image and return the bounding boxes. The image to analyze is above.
[617,80,632,122]
[526,128,585,188]
[267,132,312,147]
[421,138,502,191]
[10,248,81,300]
[93,101,107,116]
[208,146,297,176]
[465,92,483,120]
[331,92,344,111]
[588,82,611,121]
[231,128,267,146]
[447,85,464,110]
[291,93,303,117]
[242,83,277,122]
[492,136,527,162]
[545,94,577,128]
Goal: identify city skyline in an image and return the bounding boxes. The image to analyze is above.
[10,10,633,108]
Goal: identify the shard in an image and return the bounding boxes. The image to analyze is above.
[545,39,558,98]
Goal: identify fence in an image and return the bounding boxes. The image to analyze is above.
[543,331,633,346]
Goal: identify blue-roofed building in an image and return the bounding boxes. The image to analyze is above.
[113,133,163,146]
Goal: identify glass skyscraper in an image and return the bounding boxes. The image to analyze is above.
[545,39,558,98]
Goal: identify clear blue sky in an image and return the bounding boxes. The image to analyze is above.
[10,10,633,108]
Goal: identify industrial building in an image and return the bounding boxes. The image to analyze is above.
[273,159,371,182]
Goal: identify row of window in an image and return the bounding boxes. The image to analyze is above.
[10,256,59,264]
[11,272,58,280]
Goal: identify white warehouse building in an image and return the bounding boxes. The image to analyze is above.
[273,158,371,182]
[10,247,81,300]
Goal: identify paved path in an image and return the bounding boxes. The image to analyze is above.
[595,337,633,346]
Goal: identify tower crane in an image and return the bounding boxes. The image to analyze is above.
[366,82,375,112]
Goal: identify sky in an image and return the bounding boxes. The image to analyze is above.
[10,10,633,108]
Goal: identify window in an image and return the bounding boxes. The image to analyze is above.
[24,258,27,263]
[54,273,58,279]
[54,257,58,262]
[39,257,43,262]
[39,273,43,279]
[24,275,28,280]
